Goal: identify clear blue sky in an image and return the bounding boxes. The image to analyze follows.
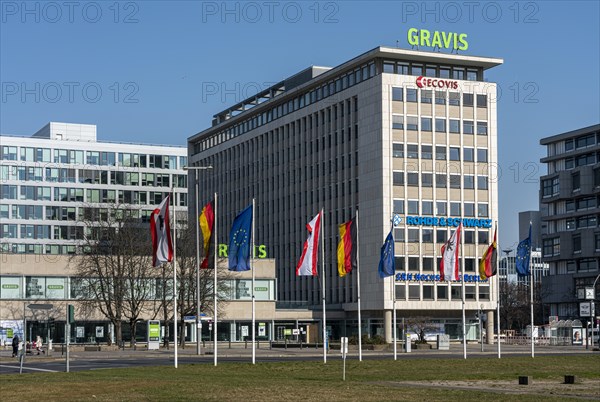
[1,1,599,249]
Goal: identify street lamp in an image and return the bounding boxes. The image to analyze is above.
[184,165,213,356]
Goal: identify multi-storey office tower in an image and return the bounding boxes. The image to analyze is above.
[188,47,503,341]
[540,124,600,321]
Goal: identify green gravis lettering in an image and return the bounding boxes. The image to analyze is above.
[407,28,468,51]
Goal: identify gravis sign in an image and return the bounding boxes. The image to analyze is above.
[407,28,468,51]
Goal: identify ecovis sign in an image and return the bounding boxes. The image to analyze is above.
[407,28,468,51]
[416,76,458,89]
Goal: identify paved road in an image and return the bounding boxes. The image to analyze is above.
[0,343,597,375]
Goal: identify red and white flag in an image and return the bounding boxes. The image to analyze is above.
[296,211,322,276]
[440,223,462,281]
[150,196,173,267]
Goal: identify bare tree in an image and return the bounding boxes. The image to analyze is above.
[500,281,548,333]
[72,204,157,346]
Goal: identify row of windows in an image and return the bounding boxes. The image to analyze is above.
[196,62,376,154]
[566,215,598,230]
[393,200,489,218]
[395,256,488,273]
[393,172,489,190]
[394,227,490,244]
[0,276,276,301]
[0,166,186,187]
[0,146,186,169]
[392,87,487,107]
[392,116,488,135]
[393,144,488,162]
[564,132,599,151]
[564,152,599,169]
[383,60,481,81]
[396,283,489,301]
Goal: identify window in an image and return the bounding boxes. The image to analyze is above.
[463,148,474,162]
[411,64,423,76]
[437,285,448,300]
[449,119,460,133]
[436,174,447,188]
[572,172,580,191]
[393,143,404,158]
[579,259,597,272]
[392,115,404,129]
[565,158,575,169]
[449,147,460,161]
[422,201,433,215]
[436,229,447,243]
[477,94,487,108]
[478,230,489,244]
[435,91,446,105]
[463,120,474,134]
[463,93,474,106]
[464,231,475,244]
[406,116,418,130]
[408,229,420,242]
[450,175,461,188]
[421,145,432,159]
[408,200,419,214]
[477,122,488,135]
[573,235,581,253]
[436,146,446,160]
[408,285,420,300]
[465,258,475,272]
[392,87,403,101]
[393,200,404,214]
[436,201,447,215]
[407,144,419,158]
[435,118,446,132]
[406,89,417,102]
[421,90,432,104]
[595,233,600,251]
[422,173,433,187]
[478,203,489,217]
[407,173,419,186]
[477,176,488,190]
[421,117,432,131]
[467,69,478,81]
[464,203,475,217]
[477,149,488,162]
[464,176,474,189]
[422,228,433,243]
[450,202,461,216]
[542,177,559,197]
[393,171,404,185]
[449,92,460,106]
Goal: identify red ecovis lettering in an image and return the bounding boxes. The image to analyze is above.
[415,76,458,90]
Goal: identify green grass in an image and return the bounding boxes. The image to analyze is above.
[1,355,599,401]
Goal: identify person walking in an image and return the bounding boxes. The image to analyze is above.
[11,335,19,357]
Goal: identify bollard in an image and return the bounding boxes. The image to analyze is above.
[269,340,272,350]
[285,338,288,350]
[257,340,260,349]
[564,375,577,384]
[245,340,247,349]
[229,339,231,349]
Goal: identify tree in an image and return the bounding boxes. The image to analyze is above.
[72,204,158,346]
[405,316,438,343]
[500,281,549,333]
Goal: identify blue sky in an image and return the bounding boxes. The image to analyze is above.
[1,1,599,249]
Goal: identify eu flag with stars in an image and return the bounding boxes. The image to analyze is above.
[378,229,395,278]
[228,204,252,271]
[515,224,532,276]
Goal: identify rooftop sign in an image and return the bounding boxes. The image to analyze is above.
[407,28,468,51]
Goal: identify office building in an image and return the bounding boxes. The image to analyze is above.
[188,46,503,341]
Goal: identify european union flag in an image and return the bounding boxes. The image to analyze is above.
[515,224,531,276]
[378,229,395,278]
[228,204,252,271]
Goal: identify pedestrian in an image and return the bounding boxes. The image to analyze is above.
[36,336,44,355]
[11,335,19,357]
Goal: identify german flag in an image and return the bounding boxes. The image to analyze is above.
[199,201,214,269]
[337,217,357,277]
[479,227,497,280]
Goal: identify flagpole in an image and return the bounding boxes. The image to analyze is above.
[391,222,397,361]
[213,192,218,366]
[496,221,501,359]
[461,229,467,360]
[172,191,178,368]
[251,198,256,365]
[195,174,202,356]
[529,221,534,358]
[356,209,363,362]
[321,209,327,364]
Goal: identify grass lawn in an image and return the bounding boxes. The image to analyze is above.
[1,355,599,401]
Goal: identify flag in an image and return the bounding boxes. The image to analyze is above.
[479,227,497,280]
[440,224,461,281]
[337,217,357,277]
[378,229,395,278]
[199,201,214,269]
[296,211,322,276]
[228,205,252,271]
[516,224,532,276]
[150,196,173,267]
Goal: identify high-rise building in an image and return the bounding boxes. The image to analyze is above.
[188,46,503,341]
[539,124,600,321]
[519,210,542,250]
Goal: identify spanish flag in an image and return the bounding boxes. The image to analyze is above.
[199,201,214,269]
[479,227,497,280]
[337,217,357,277]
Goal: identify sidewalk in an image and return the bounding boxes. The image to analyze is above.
[1,342,597,362]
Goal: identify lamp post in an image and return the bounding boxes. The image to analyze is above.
[184,165,213,356]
